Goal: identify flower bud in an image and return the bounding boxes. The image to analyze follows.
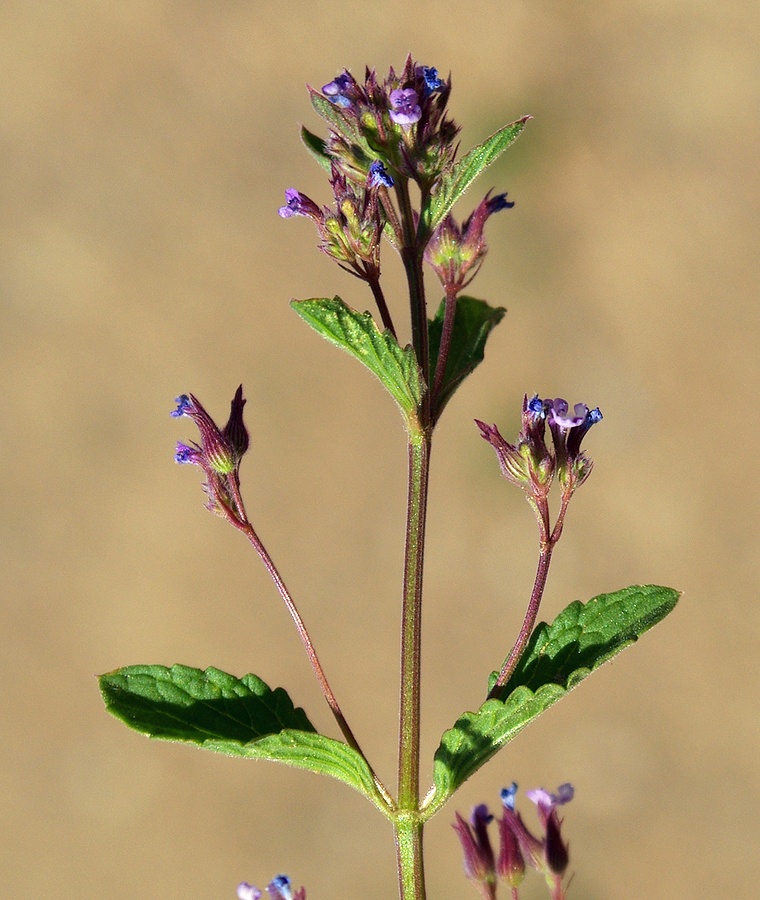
[453,806,498,899]
[476,395,554,500]
[425,191,513,291]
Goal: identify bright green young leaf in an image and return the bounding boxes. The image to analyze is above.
[428,296,506,422]
[424,585,679,818]
[99,664,390,813]
[300,126,332,173]
[292,296,425,416]
[421,116,531,236]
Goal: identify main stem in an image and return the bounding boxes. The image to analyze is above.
[395,424,431,900]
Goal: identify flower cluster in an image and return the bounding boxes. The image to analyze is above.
[316,56,457,188]
[453,783,574,899]
[279,166,386,281]
[279,55,519,359]
[477,394,602,504]
[236,874,305,900]
[279,57,459,287]
[171,386,250,524]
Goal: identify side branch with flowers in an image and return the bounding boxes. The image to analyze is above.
[98,56,679,900]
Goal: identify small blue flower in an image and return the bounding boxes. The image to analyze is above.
[421,66,444,93]
[267,875,293,900]
[500,782,519,811]
[174,441,199,465]
[237,884,262,900]
[322,72,354,107]
[170,394,193,418]
[389,87,422,126]
[485,192,515,214]
[368,160,394,189]
[526,395,544,418]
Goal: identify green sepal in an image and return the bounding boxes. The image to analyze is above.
[300,126,332,173]
[428,296,506,422]
[423,585,679,818]
[99,664,390,813]
[292,296,425,417]
[421,116,531,236]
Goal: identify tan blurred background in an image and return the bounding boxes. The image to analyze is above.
[2,2,758,897]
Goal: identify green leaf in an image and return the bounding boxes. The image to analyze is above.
[428,296,506,421]
[292,296,425,416]
[309,87,367,149]
[99,664,390,813]
[421,116,531,235]
[300,126,332,173]
[424,585,679,818]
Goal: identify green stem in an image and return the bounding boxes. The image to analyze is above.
[395,178,430,414]
[394,812,426,900]
[396,423,431,898]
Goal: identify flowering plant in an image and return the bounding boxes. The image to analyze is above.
[99,56,678,899]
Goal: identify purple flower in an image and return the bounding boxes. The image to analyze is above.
[547,400,591,431]
[421,66,444,93]
[368,160,394,189]
[545,398,602,490]
[173,441,200,465]
[278,189,321,220]
[236,884,262,900]
[389,87,422,126]
[322,71,354,107]
[526,783,575,824]
[526,784,574,876]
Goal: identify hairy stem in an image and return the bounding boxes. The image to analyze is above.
[396,424,432,898]
[431,283,460,407]
[394,812,426,900]
[395,178,430,412]
[367,268,397,339]
[487,514,555,699]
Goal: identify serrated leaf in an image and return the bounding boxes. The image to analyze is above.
[201,730,390,814]
[424,585,679,817]
[292,296,425,416]
[99,664,390,812]
[428,296,506,421]
[300,126,332,173]
[421,117,531,235]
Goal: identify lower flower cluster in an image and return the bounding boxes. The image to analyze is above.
[453,783,574,899]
